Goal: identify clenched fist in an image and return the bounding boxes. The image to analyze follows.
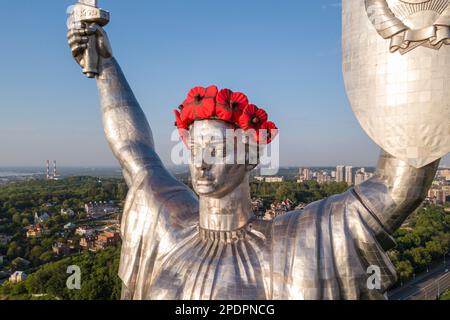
[67,22,113,76]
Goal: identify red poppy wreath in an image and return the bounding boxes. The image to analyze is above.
[174,86,278,145]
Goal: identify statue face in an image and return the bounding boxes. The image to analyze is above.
[188,120,250,198]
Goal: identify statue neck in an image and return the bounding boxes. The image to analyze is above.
[199,175,253,232]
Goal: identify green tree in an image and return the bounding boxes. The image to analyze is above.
[39,252,54,264]
[29,246,45,264]
[12,213,21,225]
[395,260,414,281]
[405,247,432,271]
[425,240,446,259]
[440,289,450,300]
[275,184,296,201]
[21,218,30,226]
[10,282,28,297]
[9,246,123,300]
[396,232,421,251]
[7,242,23,259]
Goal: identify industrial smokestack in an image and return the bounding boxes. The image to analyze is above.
[46,160,50,180]
[53,160,57,178]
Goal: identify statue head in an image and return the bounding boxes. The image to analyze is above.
[188,119,253,197]
[174,86,278,198]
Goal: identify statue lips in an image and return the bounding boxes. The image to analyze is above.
[196,179,214,186]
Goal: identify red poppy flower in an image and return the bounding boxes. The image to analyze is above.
[238,104,268,130]
[174,109,189,145]
[216,89,249,122]
[257,121,278,144]
[174,109,187,130]
[181,85,218,123]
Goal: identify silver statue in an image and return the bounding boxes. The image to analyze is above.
[67,2,444,300]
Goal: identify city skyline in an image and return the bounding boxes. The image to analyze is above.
[0,0,448,167]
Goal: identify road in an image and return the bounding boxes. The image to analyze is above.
[389,263,450,300]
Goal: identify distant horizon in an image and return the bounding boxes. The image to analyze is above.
[1,163,449,170]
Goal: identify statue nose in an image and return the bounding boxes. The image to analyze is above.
[194,150,212,171]
[196,159,211,171]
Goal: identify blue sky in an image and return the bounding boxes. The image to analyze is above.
[0,0,447,167]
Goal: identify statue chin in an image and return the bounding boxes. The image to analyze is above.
[193,178,237,198]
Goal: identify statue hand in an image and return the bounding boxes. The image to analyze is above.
[67,22,113,71]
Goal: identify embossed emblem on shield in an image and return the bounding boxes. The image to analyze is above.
[342,0,450,168]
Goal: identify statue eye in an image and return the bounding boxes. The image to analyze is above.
[213,146,227,158]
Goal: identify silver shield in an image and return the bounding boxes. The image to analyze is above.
[342,0,450,168]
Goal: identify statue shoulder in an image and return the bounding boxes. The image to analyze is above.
[120,168,198,238]
[271,191,355,238]
[272,204,321,238]
[127,164,198,208]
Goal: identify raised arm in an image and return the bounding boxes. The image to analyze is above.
[67,22,199,241]
[97,56,160,181]
[67,23,165,184]
[354,150,440,236]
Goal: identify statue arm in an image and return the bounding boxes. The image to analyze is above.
[68,25,198,242]
[97,57,199,231]
[354,150,440,236]
[96,57,162,181]
[68,23,172,183]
